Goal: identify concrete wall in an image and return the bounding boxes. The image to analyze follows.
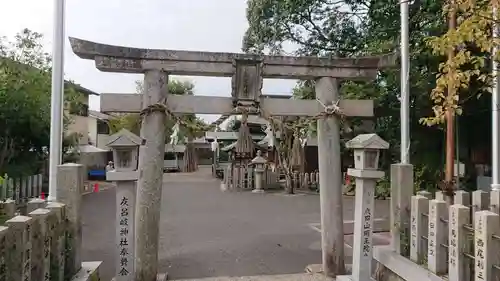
[97,134,111,151]
[66,95,91,145]
[88,117,97,146]
[67,115,90,145]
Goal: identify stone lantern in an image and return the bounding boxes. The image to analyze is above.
[340,133,389,281]
[106,129,142,281]
[346,133,388,171]
[106,129,142,174]
[251,150,267,193]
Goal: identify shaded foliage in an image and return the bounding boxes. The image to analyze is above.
[0,29,84,177]
[243,0,490,190]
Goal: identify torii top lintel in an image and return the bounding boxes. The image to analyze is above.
[69,37,397,80]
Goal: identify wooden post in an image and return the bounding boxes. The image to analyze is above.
[410,195,429,263]
[315,77,345,276]
[135,70,169,281]
[427,199,448,275]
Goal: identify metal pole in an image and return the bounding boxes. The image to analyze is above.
[456,115,460,189]
[492,6,500,190]
[48,0,66,201]
[400,0,410,164]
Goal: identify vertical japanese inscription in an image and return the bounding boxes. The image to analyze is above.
[428,204,436,258]
[115,183,135,281]
[475,215,485,280]
[231,59,263,107]
[118,196,131,277]
[362,207,372,257]
[449,208,457,268]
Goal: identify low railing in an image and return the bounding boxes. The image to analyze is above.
[409,190,500,280]
[0,197,70,281]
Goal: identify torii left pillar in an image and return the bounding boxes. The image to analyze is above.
[135,70,169,281]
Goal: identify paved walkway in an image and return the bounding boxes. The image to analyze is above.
[81,167,389,280]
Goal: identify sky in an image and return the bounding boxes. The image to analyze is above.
[0,0,296,123]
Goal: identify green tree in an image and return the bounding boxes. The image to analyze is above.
[243,0,475,194]
[0,28,82,177]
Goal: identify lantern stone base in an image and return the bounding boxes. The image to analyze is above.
[72,261,102,281]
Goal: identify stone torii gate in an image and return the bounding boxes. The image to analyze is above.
[69,37,394,279]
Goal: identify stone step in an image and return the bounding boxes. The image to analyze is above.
[173,273,334,281]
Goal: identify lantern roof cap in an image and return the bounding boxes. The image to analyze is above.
[106,129,143,147]
[345,133,389,150]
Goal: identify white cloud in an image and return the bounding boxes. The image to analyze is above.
[0,0,296,122]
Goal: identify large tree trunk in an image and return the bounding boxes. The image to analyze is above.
[183,139,198,172]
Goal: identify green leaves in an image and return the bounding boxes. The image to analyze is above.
[0,29,85,176]
[422,0,495,126]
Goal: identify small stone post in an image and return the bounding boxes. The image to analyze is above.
[448,204,470,281]
[251,151,267,193]
[427,199,448,275]
[56,163,84,276]
[135,70,169,281]
[0,199,16,224]
[474,211,500,281]
[27,198,46,213]
[390,163,413,255]
[6,215,33,281]
[339,133,389,281]
[105,128,142,281]
[46,202,66,281]
[0,226,10,281]
[27,176,32,199]
[29,208,52,281]
[410,195,429,263]
[21,178,27,202]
